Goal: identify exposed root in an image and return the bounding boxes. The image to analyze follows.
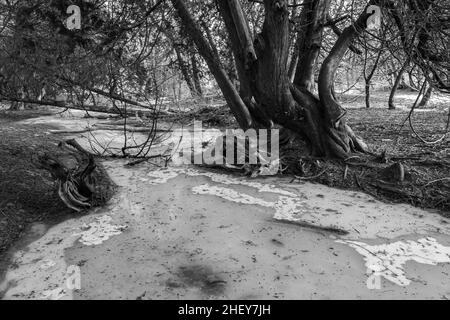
[36,139,115,212]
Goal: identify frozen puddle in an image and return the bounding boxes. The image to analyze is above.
[2,162,450,299]
[146,167,450,239]
[74,215,128,246]
[193,184,311,227]
[337,238,450,287]
[0,207,128,300]
[147,167,450,289]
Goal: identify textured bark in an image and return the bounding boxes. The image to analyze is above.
[327,16,363,55]
[318,7,374,125]
[293,0,330,91]
[37,139,114,212]
[217,0,273,127]
[217,0,254,101]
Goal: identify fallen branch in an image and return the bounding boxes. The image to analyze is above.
[272,219,349,236]
[0,97,164,118]
[423,178,450,187]
[293,168,328,181]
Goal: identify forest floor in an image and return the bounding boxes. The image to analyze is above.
[0,109,73,260]
[0,108,118,270]
[166,90,450,217]
[0,89,450,299]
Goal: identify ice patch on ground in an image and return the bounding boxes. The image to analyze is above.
[146,167,296,197]
[143,166,450,239]
[273,196,310,221]
[42,288,67,300]
[0,223,80,300]
[337,237,450,286]
[40,259,57,270]
[192,184,311,223]
[147,168,181,185]
[193,184,273,207]
[74,215,127,246]
[0,213,127,300]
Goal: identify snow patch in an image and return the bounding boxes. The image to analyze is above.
[40,259,57,270]
[147,168,181,185]
[146,167,297,197]
[192,184,311,222]
[273,196,310,221]
[74,215,127,246]
[337,237,450,286]
[42,288,67,300]
[193,184,273,207]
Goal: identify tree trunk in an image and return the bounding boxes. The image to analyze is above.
[288,51,299,83]
[173,45,196,96]
[364,48,382,109]
[171,0,376,159]
[419,84,433,108]
[293,0,329,91]
[9,87,25,110]
[389,59,409,110]
[191,54,203,97]
[170,0,252,130]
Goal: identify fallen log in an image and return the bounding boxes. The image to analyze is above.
[0,97,165,119]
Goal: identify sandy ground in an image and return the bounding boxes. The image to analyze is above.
[1,112,450,300]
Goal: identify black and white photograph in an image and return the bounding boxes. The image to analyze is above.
[0,0,449,305]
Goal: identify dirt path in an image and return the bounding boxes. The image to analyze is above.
[1,112,450,300]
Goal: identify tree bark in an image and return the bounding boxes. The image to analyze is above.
[318,5,374,125]
[171,0,376,159]
[191,54,203,97]
[170,0,253,130]
[293,0,330,91]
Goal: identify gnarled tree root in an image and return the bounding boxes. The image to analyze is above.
[36,139,116,212]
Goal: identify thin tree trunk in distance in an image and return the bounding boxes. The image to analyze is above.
[191,54,203,97]
[389,60,409,110]
[419,84,433,108]
[364,48,382,109]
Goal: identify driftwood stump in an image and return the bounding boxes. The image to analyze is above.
[36,139,115,212]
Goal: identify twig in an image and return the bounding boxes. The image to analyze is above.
[293,168,328,181]
[423,178,450,187]
[124,154,166,167]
